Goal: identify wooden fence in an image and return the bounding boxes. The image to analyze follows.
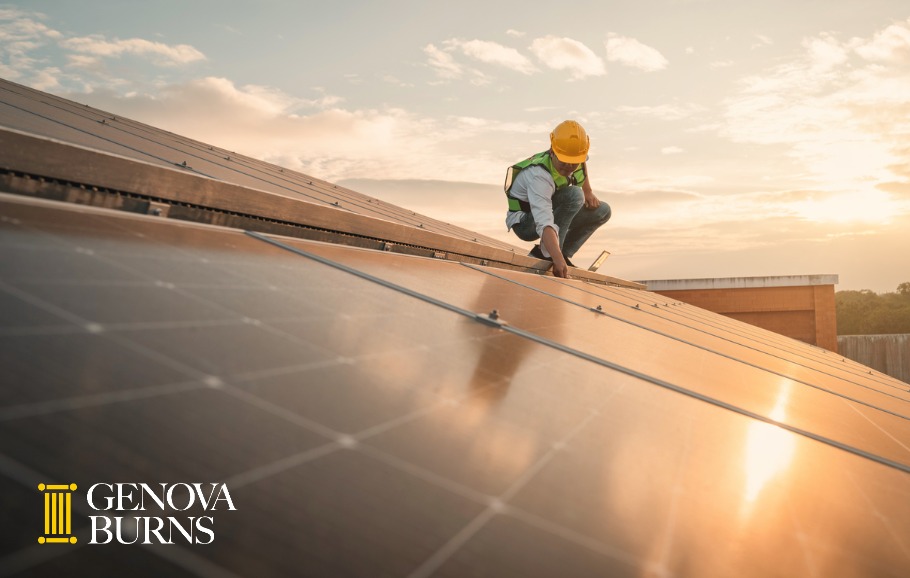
[837,334,910,384]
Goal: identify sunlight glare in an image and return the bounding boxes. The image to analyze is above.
[743,384,795,503]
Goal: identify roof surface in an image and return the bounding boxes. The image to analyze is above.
[2,80,910,577]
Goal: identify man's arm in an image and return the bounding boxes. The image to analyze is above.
[541,226,568,278]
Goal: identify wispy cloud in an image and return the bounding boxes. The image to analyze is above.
[751,34,773,49]
[60,36,205,65]
[0,7,60,41]
[72,76,543,184]
[446,39,537,74]
[423,43,463,79]
[802,33,848,72]
[0,7,62,85]
[423,42,492,85]
[721,18,910,208]
[529,35,605,79]
[604,33,668,72]
[849,19,910,62]
[0,6,205,90]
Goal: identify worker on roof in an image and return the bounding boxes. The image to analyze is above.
[503,120,611,278]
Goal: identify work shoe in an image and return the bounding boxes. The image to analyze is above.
[528,245,575,268]
[528,244,548,261]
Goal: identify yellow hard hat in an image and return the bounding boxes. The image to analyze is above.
[549,120,590,163]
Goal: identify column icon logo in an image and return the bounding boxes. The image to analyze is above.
[38,483,78,544]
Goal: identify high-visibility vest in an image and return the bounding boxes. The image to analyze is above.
[503,151,586,212]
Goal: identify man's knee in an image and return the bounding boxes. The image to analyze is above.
[596,201,612,224]
[554,186,584,210]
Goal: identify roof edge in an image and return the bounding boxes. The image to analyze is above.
[638,275,839,291]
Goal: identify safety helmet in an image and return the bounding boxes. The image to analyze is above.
[549,120,590,164]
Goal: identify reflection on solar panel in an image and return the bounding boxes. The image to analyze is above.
[2,81,910,577]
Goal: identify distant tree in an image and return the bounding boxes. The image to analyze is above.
[836,283,910,335]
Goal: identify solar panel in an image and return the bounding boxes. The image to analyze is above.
[3,193,910,577]
[0,78,517,251]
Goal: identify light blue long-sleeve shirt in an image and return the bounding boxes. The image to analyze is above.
[504,165,558,238]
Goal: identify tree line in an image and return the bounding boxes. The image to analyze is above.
[837,282,910,335]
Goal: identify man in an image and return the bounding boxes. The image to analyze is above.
[504,120,611,278]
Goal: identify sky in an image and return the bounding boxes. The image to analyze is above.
[2,0,909,292]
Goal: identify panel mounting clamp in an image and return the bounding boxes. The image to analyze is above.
[475,309,507,328]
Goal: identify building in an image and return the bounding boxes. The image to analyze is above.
[641,275,839,352]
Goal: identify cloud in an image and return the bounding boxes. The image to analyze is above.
[427,35,612,82]
[0,7,205,91]
[661,146,684,155]
[877,181,910,199]
[0,7,61,41]
[752,34,774,49]
[803,33,848,72]
[69,76,541,184]
[529,35,605,79]
[506,29,525,38]
[720,20,910,204]
[423,43,463,79]
[447,39,537,74]
[0,7,62,83]
[604,33,668,72]
[59,36,205,65]
[423,42,492,85]
[850,18,910,63]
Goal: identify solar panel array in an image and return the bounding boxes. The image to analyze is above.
[0,78,514,251]
[1,79,910,577]
[2,193,910,577]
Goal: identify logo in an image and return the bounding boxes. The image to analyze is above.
[37,482,237,545]
[38,483,78,545]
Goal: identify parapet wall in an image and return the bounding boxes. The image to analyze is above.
[639,275,839,352]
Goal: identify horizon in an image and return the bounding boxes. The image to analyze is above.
[2,1,909,292]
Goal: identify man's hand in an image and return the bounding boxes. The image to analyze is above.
[551,256,569,278]
[541,226,570,278]
[583,188,601,210]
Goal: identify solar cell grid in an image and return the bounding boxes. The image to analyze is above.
[3,191,910,577]
[267,233,910,471]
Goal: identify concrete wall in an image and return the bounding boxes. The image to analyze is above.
[640,275,839,353]
[838,334,910,384]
